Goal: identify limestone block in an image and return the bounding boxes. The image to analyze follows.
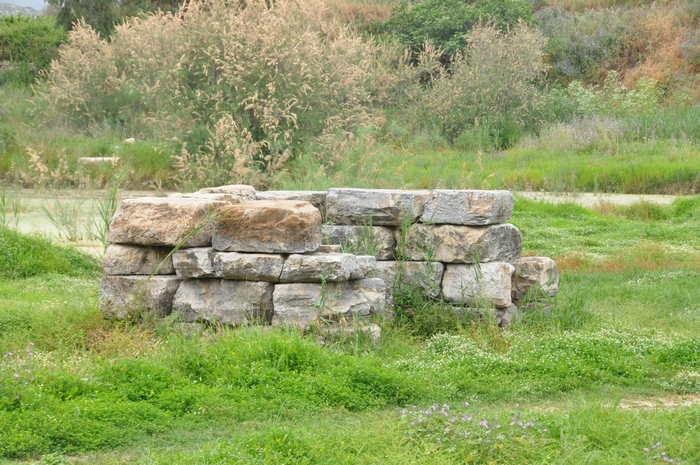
[196,184,256,200]
[511,257,559,303]
[326,188,431,226]
[99,275,183,319]
[316,244,343,253]
[168,192,249,204]
[172,279,274,326]
[442,262,515,308]
[420,189,514,225]
[374,261,444,300]
[279,253,362,283]
[213,252,285,282]
[255,191,327,217]
[272,278,385,327]
[103,244,174,275]
[107,197,226,247]
[321,224,396,260]
[355,255,377,279]
[212,200,321,253]
[172,247,215,278]
[399,223,521,263]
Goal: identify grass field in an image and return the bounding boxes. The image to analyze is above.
[1,197,700,464]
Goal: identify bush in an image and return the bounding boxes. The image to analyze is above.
[420,23,547,148]
[35,0,386,188]
[385,0,532,61]
[0,15,67,86]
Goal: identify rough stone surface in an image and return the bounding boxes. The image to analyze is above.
[316,244,342,253]
[511,257,559,302]
[255,191,327,217]
[399,223,521,263]
[355,255,377,279]
[374,261,444,300]
[213,252,285,282]
[168,192,250,204]
[421,189,514,225]
[279,253,362,283]
[172,247,215,278]
[103,244,174,275]
[272,278,385,327]
[212,200,321,253]
[196,184,256,200]
[442,262,515,308]
[107,197,226,247]
[99,275,183,319]
[321,224,396,260]
[172,279,274,326]
[496,304,519,328]
[326,188,431,226]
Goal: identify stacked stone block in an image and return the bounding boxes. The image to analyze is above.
[99,185,558,329]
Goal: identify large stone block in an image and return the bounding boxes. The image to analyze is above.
[321,224,396,260]
[212,200,321,253]
[420,189,514,225]
[255,191,327,217]
[511,257,559,303]
[326,188,431,226]
[398,223,521,263]
[213,252,285,282]
[196,184,256,200]
[442,262,515,308]
[103,244,174,275]
[99,275,183,318]
[272,278,385,327]
[168,192,250,204]
[279,253,364,283]
[374,261,444,301]
[107,197,226,247]
[172,279,274,326]
[172,247,215,278]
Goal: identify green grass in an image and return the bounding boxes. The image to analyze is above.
[2,197,700,462]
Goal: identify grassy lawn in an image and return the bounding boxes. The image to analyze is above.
[2,198,700,464]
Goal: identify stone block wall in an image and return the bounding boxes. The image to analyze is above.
[99,186,559,329]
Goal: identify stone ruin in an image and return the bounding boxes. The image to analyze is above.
[99,186,559,331]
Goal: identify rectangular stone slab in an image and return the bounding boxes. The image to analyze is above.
[420,189,514,225]
[99,275,183,319]
[279,253,363,283]
[442,262,515,308]
[398,223,521,263]
[168,192,250,204]
[103,244,174,275]
[213,252,285,282]
[107,197,226,247]
[212,200,321,253]
[326,188,431,226]
[172,279,274,326]
[172,247,215,278]
[510,257,559,303]
[321,224,396,260]
[255,191,327,218]
[196,184,256,200]
[272,278,385,328]
[374,261,444,301]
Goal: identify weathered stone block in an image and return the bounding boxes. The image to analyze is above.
[442,262,515,308]
[196,184,256,200]
[255,191,327,217]
[107,197,226,247]
[326,188,431,226]
[316,244,343,253]
[399,223,521,263]
[103,244,174,275]
[172,247,215,278]
[420,189,514,225]
[511,257,559,303]
[212,200,321,253]
[172,279,274,326]
[168,192,250,204]
[355,255,377,279]
[374,261,444,300]
[279,253,362,283]
[272,278,385,327]
[213,252,285,282]
[321,224,396,260]
[99,275,183,319]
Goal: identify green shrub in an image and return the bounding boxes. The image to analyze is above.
[385,0,532,61]
[0,15,67,86]
[420,23,547,148]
